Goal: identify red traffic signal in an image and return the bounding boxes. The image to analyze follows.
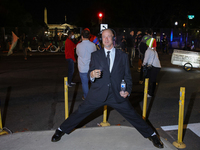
[98,13,103,18]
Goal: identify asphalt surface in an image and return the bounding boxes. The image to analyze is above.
[0,49,200,150]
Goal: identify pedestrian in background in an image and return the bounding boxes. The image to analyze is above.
[120,35,127,52]
[51,29,164,149]
[138,29,153,84]
[22,33,28,60]
[162,35,168,53]
[76,29,96,100]
[143,38,161,97]
[65,31,76,87]
[84,28,102,50]
[126,30,135,67]
[135,31,142,56]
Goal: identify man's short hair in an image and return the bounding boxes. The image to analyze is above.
[82,30,90,39]
[147,29,153,35]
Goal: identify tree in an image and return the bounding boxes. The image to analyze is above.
[0,0,48,36]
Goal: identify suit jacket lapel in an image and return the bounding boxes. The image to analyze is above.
[111,49,119,74]
[99,49,110,72]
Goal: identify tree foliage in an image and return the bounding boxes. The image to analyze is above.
[0,0,32,27]
[0,0,48,36]
[0,0,199,29]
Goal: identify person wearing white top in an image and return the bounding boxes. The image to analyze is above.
[143,40,161,97]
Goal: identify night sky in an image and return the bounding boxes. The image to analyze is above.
[8,0,200,28]
[17,0,98,24]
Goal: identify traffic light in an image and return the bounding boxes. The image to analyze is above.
[98,12,103,24]
[98,13,103,18]
[183,23,186,28]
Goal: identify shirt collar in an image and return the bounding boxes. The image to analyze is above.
[82,40,89,42]
[104,47,115,55]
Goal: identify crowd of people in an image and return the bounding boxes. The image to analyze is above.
[54,28,164,149]
[64,28,162,97]
[20,27,163,100]
[119,29,162,97]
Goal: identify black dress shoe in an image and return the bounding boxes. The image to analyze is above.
[148,135,164,148]
[51,129,65,142]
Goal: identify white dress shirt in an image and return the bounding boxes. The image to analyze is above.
[90,47,116,82]
[104,47,115,72]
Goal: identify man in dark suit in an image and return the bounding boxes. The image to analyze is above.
[51,29,163,149]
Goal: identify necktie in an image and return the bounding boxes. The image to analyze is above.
[107,51,110,71]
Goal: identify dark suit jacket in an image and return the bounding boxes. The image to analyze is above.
[87,48,132,103]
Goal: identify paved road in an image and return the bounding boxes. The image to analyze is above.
[0,50,200,149]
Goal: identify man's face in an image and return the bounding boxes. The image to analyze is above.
[71,32,75,39]
[130,31,134,36]
[68,32,74,38]
[102,29,114,50]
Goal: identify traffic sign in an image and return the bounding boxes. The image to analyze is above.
[188,15,195,19]
[100,24,108,33]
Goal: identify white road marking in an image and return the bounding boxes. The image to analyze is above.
[161,123,200,137]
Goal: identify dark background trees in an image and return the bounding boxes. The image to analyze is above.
[0,0,199,29]
[0,0,47,36]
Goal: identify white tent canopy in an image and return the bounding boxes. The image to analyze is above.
[48,23,76,30]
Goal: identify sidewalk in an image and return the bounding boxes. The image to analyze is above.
[0,126,177,150]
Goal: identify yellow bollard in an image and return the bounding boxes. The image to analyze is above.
[0,109,8,135]
[100,105,110,127]
[0,110,3,130]
[64,77,69,119]
[142,78,149,120]
[173,87,186,149]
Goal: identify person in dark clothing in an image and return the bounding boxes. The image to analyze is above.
[22,33,29,60]
[138,36,147,73]
[120,35,127,52]
[51,29,164,149]
[126,30,135,67]
[135,31,142,54]
[162,35,168,53]
[138,30,153,84]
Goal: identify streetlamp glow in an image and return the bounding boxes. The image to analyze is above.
[188,15,194,19]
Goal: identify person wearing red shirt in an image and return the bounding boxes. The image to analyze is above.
[65,31,76,87]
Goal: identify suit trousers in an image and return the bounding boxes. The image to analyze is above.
[60,87,154,138]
